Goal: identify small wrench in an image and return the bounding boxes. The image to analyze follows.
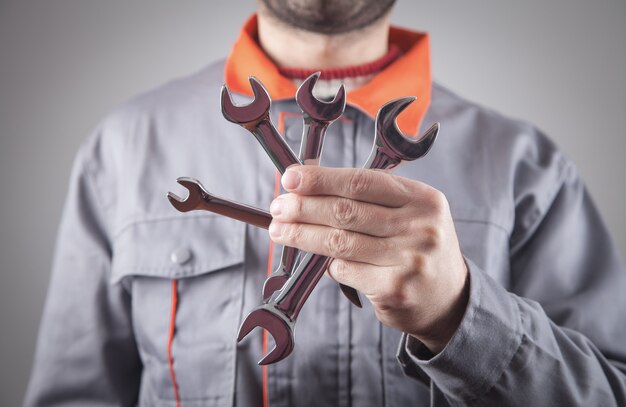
[262,72,349,303]
[167,177,272,229]
[237,97,440,365]
[168,177,367,309]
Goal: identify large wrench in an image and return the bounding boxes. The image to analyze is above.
[296,72,346,166]
[222,76,360,306]
[221,76,302,305]
[168,177,272,229]
[237,97,440,365]
[262,72,348,303]
[221,77,300,174]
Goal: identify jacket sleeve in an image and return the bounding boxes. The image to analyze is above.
[24,139,142,406]
[397,152,626,405]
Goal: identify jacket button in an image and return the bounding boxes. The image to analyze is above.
[170,247,192,265]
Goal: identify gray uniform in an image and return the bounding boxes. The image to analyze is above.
[25,61,626,406]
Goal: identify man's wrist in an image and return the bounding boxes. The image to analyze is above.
[397,258,523,402]
[410,261,470,355]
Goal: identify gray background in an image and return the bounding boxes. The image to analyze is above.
[1,0,624,405]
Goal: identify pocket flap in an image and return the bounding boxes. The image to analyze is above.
[111,214,245,283]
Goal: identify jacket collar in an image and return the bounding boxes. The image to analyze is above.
[224,14,432,135]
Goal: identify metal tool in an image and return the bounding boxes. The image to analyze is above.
[221,76,302,304]
[237,97,440,365]
[221,77,300,174]
[167,175,364,309]
[221,75,360,306]
[262,73,349,303]
[167,177,272,229]
[296,72,346,166]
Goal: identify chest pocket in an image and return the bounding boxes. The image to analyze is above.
[111,214,245,407]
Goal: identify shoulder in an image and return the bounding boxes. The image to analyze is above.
[423,82,575,235]
[76,60,226,166]
[428,81,569,176]
[99,60,224,137]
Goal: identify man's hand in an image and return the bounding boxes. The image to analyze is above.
[268,166,470,354]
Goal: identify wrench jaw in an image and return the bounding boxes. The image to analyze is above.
[237,306,295,365]
[221,77,271,130]
[413,122,440,158]
[339,284,363,308]
[296,72,347,123]
[375,97,440,163]
[167,177,207,212]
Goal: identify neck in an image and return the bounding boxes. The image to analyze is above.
[257,10,390,70]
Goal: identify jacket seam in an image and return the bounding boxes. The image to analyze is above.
[112,212,222,240]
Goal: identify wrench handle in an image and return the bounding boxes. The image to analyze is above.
[199,192,273,229]
[253,119,300,174]
[299,120,327,166]
[273,252,331,319]
[266,119,327,295]
[262,120,329,301]
[363,146,402,171]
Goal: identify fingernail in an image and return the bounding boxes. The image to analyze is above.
[269,222,284,238]
[282,169,301,191]
[269,197,283,216]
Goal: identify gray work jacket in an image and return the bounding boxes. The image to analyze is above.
[25,61,626,406]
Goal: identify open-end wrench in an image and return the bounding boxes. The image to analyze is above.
[237,97,440,365]
[262,72,349,303]
[221,77,300,174]
[167,177,272,229]
[221,77,301,304]
[221,76,360,306]
[296,72,346,166]
[167,177,366,309]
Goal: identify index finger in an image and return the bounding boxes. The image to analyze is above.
[281,166,416,207]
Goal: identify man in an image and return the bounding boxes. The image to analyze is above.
[26,0,626,406]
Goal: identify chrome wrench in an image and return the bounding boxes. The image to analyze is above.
[222,76,361,306]
[237,97,440,365]
[262,72,348,302]
[167,177,273,229]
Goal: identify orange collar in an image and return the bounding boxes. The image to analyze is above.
[224,15,431,135]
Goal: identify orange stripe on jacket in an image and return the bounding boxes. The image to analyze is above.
[167,280,181,407]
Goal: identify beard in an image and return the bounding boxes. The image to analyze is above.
[259,0,396,34]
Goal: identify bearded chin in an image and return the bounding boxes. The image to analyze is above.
[259,0,396,34]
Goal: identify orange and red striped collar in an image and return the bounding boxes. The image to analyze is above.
[224,14,432,136]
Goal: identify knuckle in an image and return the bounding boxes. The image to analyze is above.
[326,228,355,258]
[347,169,371,196]
[421,225,443,251]
[379,272,410,310]
[425,188,449,215]
[394,175,417,198]
[405,217,422,234]
[403,249,427,272]
[298,168,319,192]
[289,194,304,218]
[285,223,304,243]
[332,198,359,227]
